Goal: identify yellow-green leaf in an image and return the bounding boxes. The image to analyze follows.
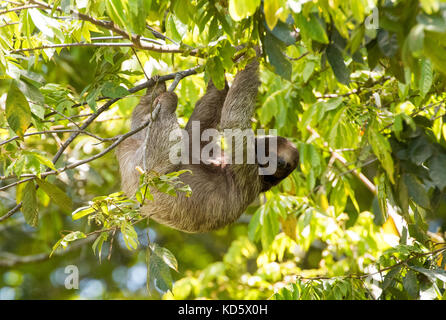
[36,178,72,213]
[72,206,96,220]
[6,81,31,138]
[22,181,38,227]
[228,0,260,21]
[264,0,280,30]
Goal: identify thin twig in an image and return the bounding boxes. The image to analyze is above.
[91,35,164,46]
[41,103,80,129]
[146,24,180,46]
[1,0,23,5]
[0,129,116,148]
[0,203,21,222]
[11,42,145,53]
[0,4,40,16]
[132,47,149,81]
[338,157,378,177]
[284,51,309,61]
[0,21,18,28]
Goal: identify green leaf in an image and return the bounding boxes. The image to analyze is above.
[264,0,281,30]
[63,231,86,242]
[366,39,381,69]
[147,243,178,294]
[348,25,365,54]
[218,40,236,70]
[121,221,139,250]
[295,13,329,44]
[36,178,72,213]
[408,25,425,55]
[408,223,429,243]
[393,114,404,139]
[398,177,410,215]
[302,61,315,82]
[129,0,151,34]
[28,8,56,38]
[205,57,226,90]
[377,29,398,57]
[423,35,446,74]
[403,269,419,299]
[228,0,260,21]
[216,11,233,40]
[409,136,432,165]
[402,174,429,208]
[368,128,394,183]
[382,266,402,290]
[92,232,108,261]
[50,231,86,257]
[166,15,182,43]
[150,243,178,271]
[267,20,296,46]
[427,154,446,190]
[16,80,45,119]
[13,157,26,178]
[260,204,279,249]
[411,266,446,283]
[417,13,446,33]
[105,0,130,33]
[60,0,70,13]
[390,57,406,83]
[248,207,262,242]
[72,206,96,220]
[22,181,38,227]
[171,0,190,25]
[264,32,292,80]
[101,81,129,98]
[23,151,57,171]
[419,58,433,97]
[6,81,31,138]
[372,196,386,226]
[326,45,350,85]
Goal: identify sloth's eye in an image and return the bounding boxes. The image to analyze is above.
[277,157,286,168]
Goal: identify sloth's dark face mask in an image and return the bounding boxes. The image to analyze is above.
[256,136,299,192]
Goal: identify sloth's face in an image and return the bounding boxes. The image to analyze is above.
[257,136,299,192]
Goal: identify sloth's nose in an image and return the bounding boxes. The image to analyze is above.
[277,157,286,168]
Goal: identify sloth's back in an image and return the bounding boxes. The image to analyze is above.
[143,164,260,232]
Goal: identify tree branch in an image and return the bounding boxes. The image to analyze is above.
[0,116,152,192]
[0,129,116,149]
[0,235,97,267]
[0,4,40,16]
[27,0,198,55]
[11,42,144,53]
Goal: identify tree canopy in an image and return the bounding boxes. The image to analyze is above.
[0,0,446,300]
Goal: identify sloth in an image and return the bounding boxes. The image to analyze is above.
[116,57,299,232]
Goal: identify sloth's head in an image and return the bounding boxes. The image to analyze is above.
[256,136,299,192]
